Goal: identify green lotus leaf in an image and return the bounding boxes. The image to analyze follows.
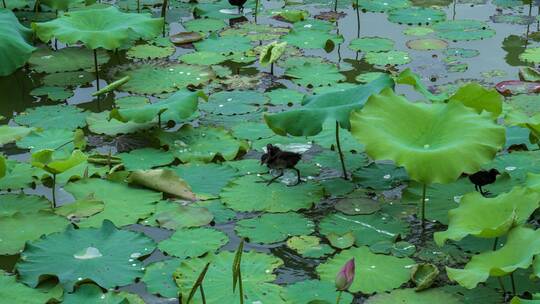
[17,128,76,152]
[365,50,411,65]
[30,85,73,101]
[62,283,143,304]
[14,104,87,131]
[488,150,540,183]
[282,29,343,49]
[42,71,94,87]
[0,210,69,255]
[292,19,334,32]
[201,90,267,115]
[334,190,381,215]
[326,231,355,249]
[446,226,540,289]
[118,148,175,170]
[364,288,461,304]
[111,89,204,123]
[54,197,104,220]
[285,235,334,258]
[319,212,410,246]
[179,51,229,65]
[33,6,163,50]
[435,186,539,246]
[317,246,416,293]
[260,41,287,67]
[387,7,446,25]
[285,62,345,87]
[448,82,502,117]
[28,47,109,73]
[126,44,175,60]
[158,227,228,258]
[350,88,505,184]
[232,122,275,140]
[174,251,284,303]
[142,258,182,298]
[235,212,315,244]
[31,149,87,175]
[0,9,36,76]
[0,193,51,217]
[433,20,496,41]
[221,175,323,212]
[0,270,58,304]
[192,0,249,19]
[358,0,410,12]
[403,26,434,36]
[411,263,439,290]
[370,240,416,257]
[349,36,394,52]
[520,47,540,64]
[0,125,33,145]
[16,220,155,291]
[395,68,448,101]
[157,125,249,163]
[406,38,448,51]
[506,94,540,116]
[128,169,195,201]
[86,111,154,136]
[65,178,161,228]
[222,22,289,41]
[170,163,238,199]
[282,280,352,303]
[194,200,236,224]
[352,162,408,190]
[143,200,213,230]
[194,33,252,54]
[511,295,540,304]
[0,160,38,190]
[116,63,215,95]
[264,74,393,136]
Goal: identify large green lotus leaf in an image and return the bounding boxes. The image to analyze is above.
[506,94,540,117]
[118,148,175,170]
[359,0,409,12]
[157,125,249,163]
[179,51,228,65]
[446,226,540,289]
[520,47,540,64]
[194,34,252,54]
[0,9,36,76]
[0,125,33,145]
[285,235,334,258]
[221,175,323,212]
[174,251,285,304]
[448,82,502,117]
[235,212,315,244]
[0,160,38,190]
[194,200,236,224]
[33,6,163,50]
[42,71,94,87]
[387,7,446,25]
[31,149,87,175]
[395,68,449,102]
[17,220,155,291]
[232,122,275,140]
[317,246,415,293]
[364,288,461,304]
[86,111,154,136]
[170,163,238,199]
[30,86,73,101]
[126,44,175,60]
[64,178,161,228]
[265,88,305,106]
[0,193,51,216]
[111,90,204,123]
[313,150,367,172]
[142,258,182,298]
[128,169,195,200]
[0,210,69,255]
[54,197,104,220]
[201,90,267,116]
[350,88,505,184]
[14,104,87,131]
[40,0,85,11]
[117,63,214,95]
[183,18,226,32]
[488,151,540,183]
[365,50,411,65]
[63,283,143,304]
[282,29,343,49]
[0,271,57,304]
[352,162,408,190]
[17,128,74,152]
[143,200,213,230]
[264,74,393,136]
[319,212,410,246]
[158,227,228,258]
[349,37,394,52]
[285,62,345,87]
[434,186,540,245]
[433,20,496,41]
[281,280,353,303]
[222,22,289,41]
[28,47,109,73]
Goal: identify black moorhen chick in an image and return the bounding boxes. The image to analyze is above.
[260,144,302,186]
[468,169,500,196]
[228,0,247,13]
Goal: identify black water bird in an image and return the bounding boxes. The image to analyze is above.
[228,0,247,13]
[468,169,500,196]
[260,144,302,186]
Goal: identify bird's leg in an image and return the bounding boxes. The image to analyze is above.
[266,169,284,186]
[292,167,301,186]
[474,184,479,192]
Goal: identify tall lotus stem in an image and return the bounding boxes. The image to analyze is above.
[233,239,245,304]
[270,62,274,75]
[335,121,348,180]
[510,273,516,296]
[334,0,337,12]
[93,49,100,91]
[51,173,57,208]
[254,0,259,23]
[137,0,140,13]
[186,262,210,304]
[355,0,360,38]
[421,183,427,232]
[161,0,168,37]
[335,291,342,304]
[2,0,6,8]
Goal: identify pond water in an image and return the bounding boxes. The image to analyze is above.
[1,0,540,303]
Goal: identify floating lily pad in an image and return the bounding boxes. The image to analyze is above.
[282,280,353,303]
[144,201,213,230]
[282,29,343,49]
[194,34,252,54]
[349,37,394,52]
[365,51,411,65]
[359,0,410,12]
[285,62,345,87]
[365,288,461,303]
[183,18,226,32]
[0,271,57,304]
[388,7,446,25]
[433,20,496,41]
[42,71,94,87]
[236,212,315,244]
[126,44,175,60]
[286,236,334,258]
[142,258,182,298]
[158,227,228,258]
[28,47,109,73]
[407,38,448,50]
[14,104,87,131]
[179,51,229,65]
[118,148,175,170]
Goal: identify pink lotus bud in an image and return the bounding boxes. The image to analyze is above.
[335,258,355,291]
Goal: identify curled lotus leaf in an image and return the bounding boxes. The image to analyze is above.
[0,9,36,77]
[350,88,505,184]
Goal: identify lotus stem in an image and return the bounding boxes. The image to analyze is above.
[2,0,6,8]
[51,173,57,208]
[335,291,342,304]
[200,284,207,304]
[497,277,506,293]
[137,0,140,13]
[93,49,100,91]
[334,0,337,11]
[421,183,427,232]
[270,62,274,75]
[510,273,516,295]
[492,237,498,251]
[161,0,168,37]
[157,113,162,129]
[233,239,245,304]
[335,121,348,180]
[238,267,244,304]
[254,0,259,23]
[355,0,360,38]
